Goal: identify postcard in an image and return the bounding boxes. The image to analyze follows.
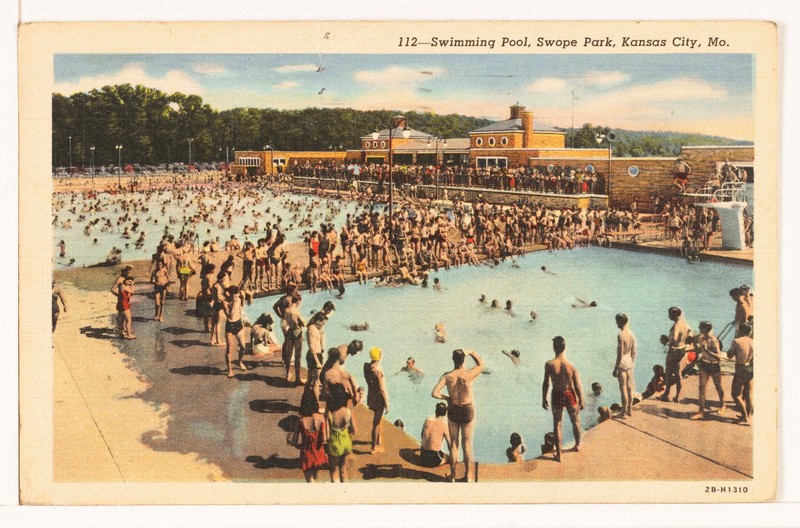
[19,20,778,504]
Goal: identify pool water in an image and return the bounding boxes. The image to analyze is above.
[52,190,370,268]
[244,247,752,463]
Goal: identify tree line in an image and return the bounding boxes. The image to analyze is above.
[52,84,492,167]
[53,84,750,167]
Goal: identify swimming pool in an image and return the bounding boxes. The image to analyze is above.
[51,189,370,268]
[245,247,752,463]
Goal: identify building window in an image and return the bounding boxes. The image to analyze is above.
[476,156,508,168]
[380,141,386,148]
[273,157,286,166]
[239,157,261,167]
[500,137,508,146]
[488,137,496,147]
[475,137,483,146]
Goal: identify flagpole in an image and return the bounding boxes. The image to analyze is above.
[571,90,575,149]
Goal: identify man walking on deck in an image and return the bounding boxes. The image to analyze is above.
[542,336,584,462]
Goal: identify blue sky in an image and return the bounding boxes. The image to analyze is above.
[54,53,754,140]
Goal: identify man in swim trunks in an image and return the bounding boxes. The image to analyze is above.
[727,322,754,425]
[613,313,637,417]
[542,336,584,462]
[673,157,691,192]
[661,306,691,403]
[691,321,727,420]
[432,348,484,482]
[419,402,450,467]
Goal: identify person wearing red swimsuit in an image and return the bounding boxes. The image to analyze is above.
[292,392,329,482]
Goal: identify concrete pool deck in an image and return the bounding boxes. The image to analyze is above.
[52,243,753,485]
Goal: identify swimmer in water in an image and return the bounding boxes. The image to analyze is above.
[433,277,442,291]
[541,266,556,275]
[530,310,538,321]
[490,300,499,309]
[435,323,447,343]
[349,322,369,332]
[502,349,521,365]
[397,356,424,377]
[505,300,515,316]
[572,298,597,308]
[479,294,486,304]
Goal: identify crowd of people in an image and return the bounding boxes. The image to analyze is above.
[290,160,606,195]
[52,171,755,483]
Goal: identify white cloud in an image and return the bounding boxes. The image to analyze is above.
[272,81,300,90]
[353,66,443,85]
[53,63,205,97]
[273,64,319,74]
[531,77,750,140]
[526,77,569,94]
[590,77,727,110]
[192,63,228,75]
[581,70,629,87]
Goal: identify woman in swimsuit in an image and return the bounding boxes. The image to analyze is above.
[325,385,356,483]
[115,277,136,339]
[52,280,67,332]
[151,263,171,322]
[222,286,248,378]
[291,392,328,483]
[176,250,195,302]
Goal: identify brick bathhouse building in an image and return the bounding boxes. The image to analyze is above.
[233,104,754,209]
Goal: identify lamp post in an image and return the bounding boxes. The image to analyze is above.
[115,144,123,189]
[264,144,274,178]
[68,136,72,170]
[372,115,410,245]
[427,136,447,200]
[89,146,95,188]
[595,132,615,200]
[187,138,193,166]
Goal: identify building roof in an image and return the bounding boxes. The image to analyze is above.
[471,118,564,134]
[393,137,471,152]
[361,127,433,140]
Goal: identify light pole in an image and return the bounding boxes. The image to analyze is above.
[68,136,72,170]
[264,144,274,178]
[372,115,410,245]
[187,138,193,166]
[427,136,447,200]
[595,132,615,200]
[90,146,95,188]
[115,144,123,189]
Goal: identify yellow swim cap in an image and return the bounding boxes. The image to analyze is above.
[369,347,382,361]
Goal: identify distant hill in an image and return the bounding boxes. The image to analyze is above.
[563,124,751,158]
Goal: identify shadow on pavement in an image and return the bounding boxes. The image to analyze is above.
[170,365,226,376]
[249,399,299,414]
[358,463,447,482]
[245,454,301,471]
[160,326,201,336]
[169,339,209,348]
[78,325,117,340]
[277,415,299,432]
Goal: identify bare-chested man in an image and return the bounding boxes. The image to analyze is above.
[730,286,754,337]
[727,322,754,425]
[432,348,484,482]
[692,321,727,420]
[419,402,450,468]
[542,336,584,462]
[613,313,637,417]
[661,306,691,403]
